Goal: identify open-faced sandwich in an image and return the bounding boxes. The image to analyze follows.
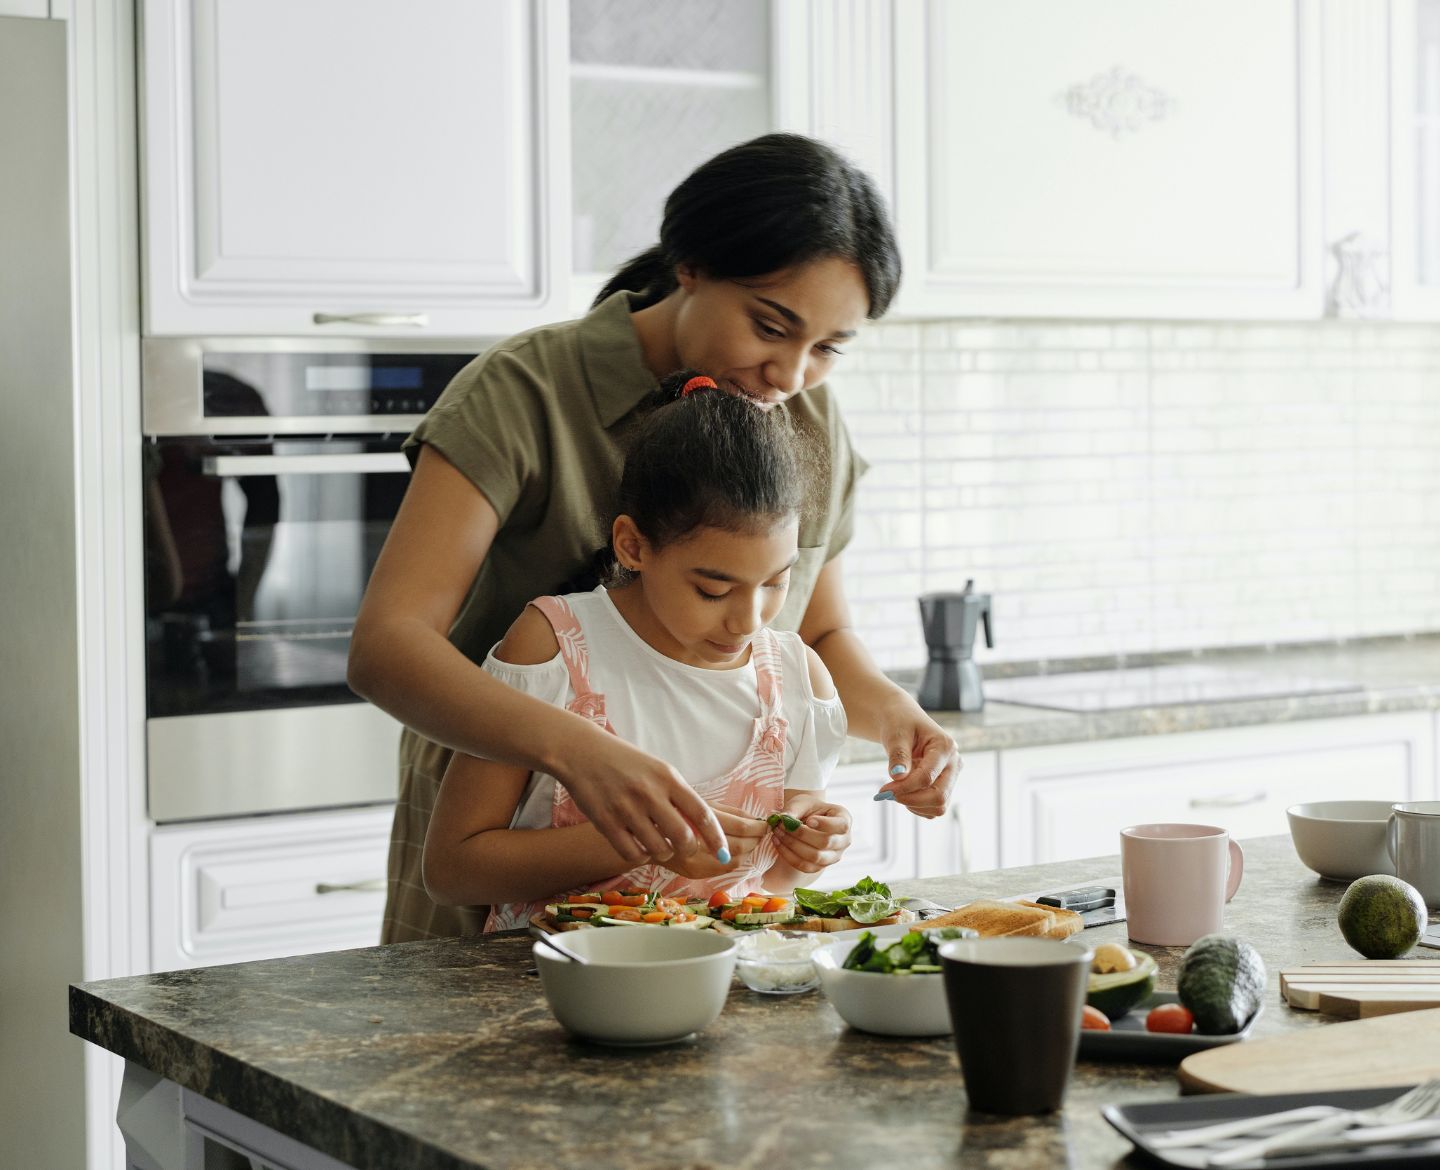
[911,898,1084,939]
[537,876,917,934]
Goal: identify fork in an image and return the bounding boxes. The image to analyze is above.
[1205,1079,1440,1166]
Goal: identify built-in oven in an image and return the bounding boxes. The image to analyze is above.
[141,338,480,822]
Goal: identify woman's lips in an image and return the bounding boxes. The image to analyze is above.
[708,639,747,656]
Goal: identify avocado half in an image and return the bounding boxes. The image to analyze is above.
[1086,951,1157,1020]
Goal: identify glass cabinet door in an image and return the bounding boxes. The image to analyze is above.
[1416,0,1440,288]
[1394,0,1440,315]
[569,0,774,282]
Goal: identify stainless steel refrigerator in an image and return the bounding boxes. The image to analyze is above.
[0,14,90,1170]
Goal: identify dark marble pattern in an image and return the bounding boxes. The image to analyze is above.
[71,836,1438,1170]
[842,633,1440,762]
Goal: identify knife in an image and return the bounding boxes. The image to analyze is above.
[1007,878,1127,928]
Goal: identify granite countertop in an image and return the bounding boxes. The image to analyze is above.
[841,633,1440,763]
[70,835,1436,1170]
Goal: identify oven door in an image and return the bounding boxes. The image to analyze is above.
[144,433,409,821]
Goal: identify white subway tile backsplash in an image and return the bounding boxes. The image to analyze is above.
[839,317,1440,671]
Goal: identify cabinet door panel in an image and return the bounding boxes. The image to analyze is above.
[895,0,1321,318]
[1001,714,1435,867]
[144,0,566,334]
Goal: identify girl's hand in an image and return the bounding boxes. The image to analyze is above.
[871,699,961,819]
[770,793,852,874]
[654,804,766,880]
[549,728,728,866]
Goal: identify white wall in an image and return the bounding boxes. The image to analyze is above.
[840,319,1440,671]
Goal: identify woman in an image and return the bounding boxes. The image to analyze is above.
[349,133,962,942]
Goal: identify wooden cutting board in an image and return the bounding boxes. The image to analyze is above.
[1281,961,1440,1018]
[1178,1007,1440,1093]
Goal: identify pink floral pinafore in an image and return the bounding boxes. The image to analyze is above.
[485,594,789,931]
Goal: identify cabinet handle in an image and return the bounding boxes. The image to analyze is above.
[315,878,387,895]
[1189,792,1267,809]
[312,312,429,328]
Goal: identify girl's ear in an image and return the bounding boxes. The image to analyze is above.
[612,515,648,573]
[675,262,701,292]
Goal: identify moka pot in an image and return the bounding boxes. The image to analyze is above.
[917,586,993,712]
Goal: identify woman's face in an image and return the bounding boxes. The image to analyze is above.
[614,515,800,669]
[671,256,870,408]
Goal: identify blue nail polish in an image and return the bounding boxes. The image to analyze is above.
[872,791,896,802]
[889,764,907,777]
[716,847,731,863]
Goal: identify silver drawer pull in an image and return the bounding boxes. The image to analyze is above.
[203,453,410,476]
[1190,791,1267,809]
[313,312,429,327]
[315,878,387,895]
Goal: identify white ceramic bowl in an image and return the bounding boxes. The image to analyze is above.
[813,932,952,1036]
[533,927,736,1046]
[1287,800,1398,881]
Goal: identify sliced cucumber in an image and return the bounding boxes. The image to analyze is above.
[735,910,794,925]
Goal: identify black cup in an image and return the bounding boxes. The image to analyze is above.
[939,937,1094,1115]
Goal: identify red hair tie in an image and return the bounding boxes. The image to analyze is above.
[680,375,717,398]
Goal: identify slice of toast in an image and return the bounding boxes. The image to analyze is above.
[781,908,919,933]
[1013,899,1085,939]
[916,899,1055,937]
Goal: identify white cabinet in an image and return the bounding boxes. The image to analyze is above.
[149,806,393,972]
[891,0,1323,320]
[1391,0,1440,318]
[140,0,569,336]
[822,750,997,887]
[999,712,1437,867]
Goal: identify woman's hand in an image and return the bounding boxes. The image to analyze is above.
[871,699,961,819]
[656,803,768,880]
[548,727,729,866]
[769,792,852,875]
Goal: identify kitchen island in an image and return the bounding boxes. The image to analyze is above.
[71,836,1433,1170]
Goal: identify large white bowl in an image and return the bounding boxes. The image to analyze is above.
[1287,800,1399,881]
[813,930,952,1037]
[533,927,736,1046]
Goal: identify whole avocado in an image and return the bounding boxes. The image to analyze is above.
[1176,934,1266,1035]
[1338,874,1426,959]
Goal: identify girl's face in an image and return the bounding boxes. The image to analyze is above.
[671,256,869,408]
[613,515,800,669]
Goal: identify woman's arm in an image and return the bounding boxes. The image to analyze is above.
[798,556,960,819]
[349,445,726,863]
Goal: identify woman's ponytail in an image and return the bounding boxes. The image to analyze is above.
[592,245,677,309]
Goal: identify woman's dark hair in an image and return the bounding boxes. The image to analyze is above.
[594,133,901,319]
[569,371,808,592]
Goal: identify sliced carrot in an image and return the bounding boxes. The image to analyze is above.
[762,897,789,913]
[608,907,642,921]
[641,911,668,923]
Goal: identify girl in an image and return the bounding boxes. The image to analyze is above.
[351,133,961,943]
[421,374,849,926]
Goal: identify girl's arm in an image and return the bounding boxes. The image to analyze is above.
[349,445,726,864]
[764,646,852,890]
[799,556,960,819]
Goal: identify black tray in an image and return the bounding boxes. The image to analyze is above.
[1079,991,1260,1063]
[1102,1086,1440,1168]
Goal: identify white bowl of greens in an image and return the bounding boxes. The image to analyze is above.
[813,925,977,1036]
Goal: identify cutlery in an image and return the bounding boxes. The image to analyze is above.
[1149,1106,1342,1150]
[1205,1079,1440,1166]
[529,927,589,965]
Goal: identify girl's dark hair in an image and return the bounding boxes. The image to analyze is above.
[594,133,901,319]
[570,372,807,592]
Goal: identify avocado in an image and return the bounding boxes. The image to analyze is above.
[1338,874,1426,959]
[1086,950,1157,1019]
[1176,934,1266,1035]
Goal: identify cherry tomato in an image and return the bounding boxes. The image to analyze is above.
[600,890,624,905]
[1080,1005,1111,1031]
[1146,1004,1196,1034]
[708,890,731,909]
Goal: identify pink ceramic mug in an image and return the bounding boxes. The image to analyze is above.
[1121,823,1244,946]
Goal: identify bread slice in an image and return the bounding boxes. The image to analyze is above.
[916,900,1054,937]
[1014,899,1085,939]
[781,908,918,933]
